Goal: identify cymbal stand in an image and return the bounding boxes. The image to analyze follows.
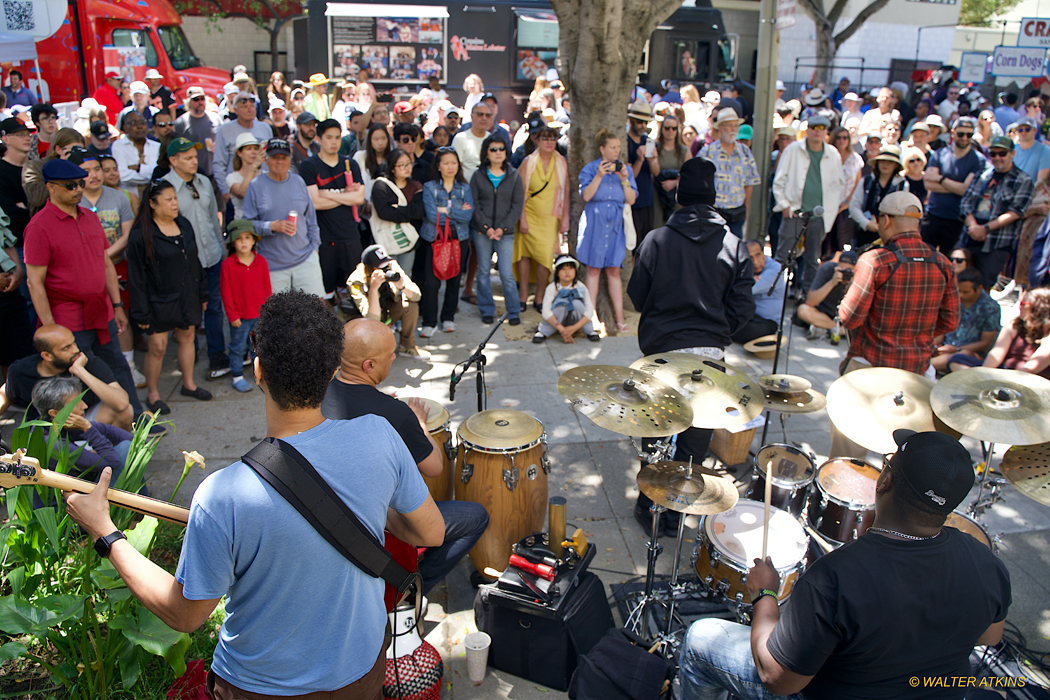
[631,436,676,465]
[622,502,687,656]
[623,502,666,638]
[969,441,1006,518]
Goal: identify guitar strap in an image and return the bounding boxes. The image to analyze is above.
[241,437,420,604]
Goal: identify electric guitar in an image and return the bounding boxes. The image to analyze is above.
[0,453,417,611]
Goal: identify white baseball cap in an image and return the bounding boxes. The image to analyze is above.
[130,81,149,96]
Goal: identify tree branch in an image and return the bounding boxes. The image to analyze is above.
[796,0,832,29]
[827,0,850,28]
[833,0,890,46]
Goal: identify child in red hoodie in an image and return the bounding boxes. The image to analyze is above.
[220,219,272,392]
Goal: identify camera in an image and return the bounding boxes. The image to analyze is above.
[384,269,401,282]
[614,160,623,172]
[840,268,853,282]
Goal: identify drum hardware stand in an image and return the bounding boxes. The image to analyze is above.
[622,501,687,656]
[969,441,1006,518]
[449,310,510,412]
[631,436,677,466]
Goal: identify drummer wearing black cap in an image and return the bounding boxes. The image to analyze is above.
[679,430,1011,700]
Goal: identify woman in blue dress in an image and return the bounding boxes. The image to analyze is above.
[577,128,638,333]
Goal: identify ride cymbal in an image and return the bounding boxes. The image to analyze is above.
[931,368,1050,445]
[557,365,694,437]
[637,460,739,515]
[1001,443,1050,507]
[630,353,763,429]
[758,374,812,394]
[827,367,935,454]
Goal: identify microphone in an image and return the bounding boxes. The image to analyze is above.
[799,205,825,227]
[450,373,458,401]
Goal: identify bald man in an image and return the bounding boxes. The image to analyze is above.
[1,324,133,430]
[320,319,489,590]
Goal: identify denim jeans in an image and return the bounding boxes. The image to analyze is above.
[204,262,225,361]
[471,231,520,318]
[394,250,416,280]
[418,500,489,593]
[72,319,144,417]
[679,619,808,700]
[228,317,258,377]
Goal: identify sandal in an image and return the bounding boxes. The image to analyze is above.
[180,386,213,401]
[616,322,630,333]
[460,293,478,305]
[146,398,170,415]
[520,302,527,313]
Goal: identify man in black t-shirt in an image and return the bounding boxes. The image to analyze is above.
[299,119,366,306]
[679,430,1011,700]
[1,324,133,431]
[320,319,489,591]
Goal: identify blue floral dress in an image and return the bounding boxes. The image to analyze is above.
[576,158,638,268]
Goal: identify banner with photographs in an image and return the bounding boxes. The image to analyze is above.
[331,16,447,84]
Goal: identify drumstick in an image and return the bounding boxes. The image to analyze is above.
[805,525,836,555]
[761,458,773,560]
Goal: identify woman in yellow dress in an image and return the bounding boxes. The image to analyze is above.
[515,125,570,312]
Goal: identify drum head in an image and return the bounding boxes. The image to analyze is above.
[458,409,543,449]
[945,511,991,547]
[703,501,808,571]
[399,397,449,433]
[755,444,815,487]
[816,458,880,507]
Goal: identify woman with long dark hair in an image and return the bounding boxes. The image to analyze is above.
[949,288,1050,377]
[371,148,423,273]
[419,148,473,335]
[353,123,392,202]
[126,179,210,414]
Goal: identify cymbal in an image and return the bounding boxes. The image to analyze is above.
[630,354,763,430]
[930,368,1050,445]
[762,387,827,414]
[1001,443,1050,507]
[557,365,694,437]
[758,374,812,394]
[637,460,739,515]
[827,367,934,454]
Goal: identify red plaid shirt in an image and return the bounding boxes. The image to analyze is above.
[839,232,960,375]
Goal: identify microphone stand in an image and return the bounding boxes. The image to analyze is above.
[450,311,510,413]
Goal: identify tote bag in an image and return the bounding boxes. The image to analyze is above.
[432,216,461,281]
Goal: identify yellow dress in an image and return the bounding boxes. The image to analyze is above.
[514,156,559,279]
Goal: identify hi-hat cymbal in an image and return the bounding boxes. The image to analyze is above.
[758,374,812,394]
[827,367,935,454]
[630,354,763,429]
[557,365,694,437]
[637,460,739,515]
[762,387,827,414]
[1001,443,1050,507]
[931,368,1050,445]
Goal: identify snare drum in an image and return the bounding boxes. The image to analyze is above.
[808,458,880,544]
[399,397,455,502]
[693,501,809,606]
[455,410,550,575]
[945,511,992,548]
[747,444,816,517]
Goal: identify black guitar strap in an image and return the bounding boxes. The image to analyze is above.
[241,437,418,602]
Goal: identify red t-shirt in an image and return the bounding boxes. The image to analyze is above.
[36,139,49,158]
[23,201,113,331]
[220,251,272,323]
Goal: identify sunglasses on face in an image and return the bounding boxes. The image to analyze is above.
[398,136,414,143]
[990,150,1010,158]
[950,257,967,263]
[475,111,493,119]
[809,125,827,131]
[488,146,505,153]
[1017,126,1033,133]
[237,98,253,105]
[954,132,973,138]
[663,126,678,131]
[190,96,206,102]
[155,122,173,128]
[54,180,86,191]
[907,158,922,163]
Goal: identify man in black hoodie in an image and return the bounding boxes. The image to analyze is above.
[627,156,755,535]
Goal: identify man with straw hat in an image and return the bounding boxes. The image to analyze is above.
[303,73,332,121]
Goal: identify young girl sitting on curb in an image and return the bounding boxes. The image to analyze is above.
[533,255,601,344]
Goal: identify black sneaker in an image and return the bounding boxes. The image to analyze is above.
[482,315,494,324]
[587,333,601,342]
[508,317,521,326]
[532,333,546,344]
[208,365,231,380]
[208,354,231,380]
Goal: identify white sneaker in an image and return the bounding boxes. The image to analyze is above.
[990,279,1016,301]
[129,360,147,389]
[442,320,456,332]
[419,326,437,338]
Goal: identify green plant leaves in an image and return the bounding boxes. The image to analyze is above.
[33,507,61,554]
[110,608,191,676]
[0,640,27,661]
[126,516,158,556]
[0,594,83,638]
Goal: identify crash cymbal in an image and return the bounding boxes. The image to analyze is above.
[557,365,694,437]
[762,387,827,414]
[630,354,763,430]
[637,460,740,515]
[758,374,812,394]
[931,368,1050,445]
[827,368,935,454]
[1001,443,1050,507]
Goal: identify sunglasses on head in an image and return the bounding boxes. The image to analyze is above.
[539,133,557,141]
[436,146,456,154]
[54,180,86,191]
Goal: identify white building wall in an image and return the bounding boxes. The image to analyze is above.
[181,16,296,82]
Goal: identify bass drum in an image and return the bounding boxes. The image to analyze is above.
[399,397,455,502]
[455,410,550,575]
[945,511,993,549]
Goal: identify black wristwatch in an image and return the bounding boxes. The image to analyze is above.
[112,301,124,308]
[94,530,127,558]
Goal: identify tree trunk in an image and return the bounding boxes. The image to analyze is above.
[270,19,286,74]
[813,28,835,87]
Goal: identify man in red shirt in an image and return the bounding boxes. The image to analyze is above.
[832,191,959,456]
[91,72,125,126]
[23,159,144,419]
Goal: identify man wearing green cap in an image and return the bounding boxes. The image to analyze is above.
[163,137,230,379]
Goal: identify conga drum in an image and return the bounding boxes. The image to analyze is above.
[455,409,550,575]
[400,397,454,502]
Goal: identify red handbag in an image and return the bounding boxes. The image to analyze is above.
[431,215,461,281]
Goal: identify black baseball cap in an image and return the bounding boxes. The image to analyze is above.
[265,138,291,156]
[890,430,974,514]
[839,250,859,265]
[66,146,98,167]
[296,111,318,125]
[90,121,111,138]
[0,117,29,136]
[362,244,393,268]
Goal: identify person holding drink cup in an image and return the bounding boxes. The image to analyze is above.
[243,138,325,296]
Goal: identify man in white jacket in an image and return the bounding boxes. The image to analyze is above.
[772,113,845,289]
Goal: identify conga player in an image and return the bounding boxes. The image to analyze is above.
[678,430,1011,699]
[321,318,489,590]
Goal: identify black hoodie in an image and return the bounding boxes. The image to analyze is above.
[627,204,755,355]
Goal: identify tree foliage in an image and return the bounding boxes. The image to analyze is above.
[174,0,303,72]
[959,0,1020,27]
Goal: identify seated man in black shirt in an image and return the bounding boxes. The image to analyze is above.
[320,318,489,590]
[1,324,133,431]
[679,430,1011,700]
[796,250,857,343]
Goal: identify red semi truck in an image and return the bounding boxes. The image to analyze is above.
[25,0,228,104]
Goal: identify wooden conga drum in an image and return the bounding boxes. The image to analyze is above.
[399,397,454,502]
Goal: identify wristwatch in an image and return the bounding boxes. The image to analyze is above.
[112,301,124,308]
[93,530,127,558]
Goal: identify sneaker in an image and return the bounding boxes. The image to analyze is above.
[419,326,437,338]
[441,320,456,332]
[481,315,494,324]
[587,333,601,342]
[532,333,546,344]
[232,376,252,393]
[508,317,521,326]
[990,279,1016,301]
[208,353,231,380]
[806,325,821,341]
[208,365,231,380]
[399,346,431,360]
[128,360,146,389]
[243,357,253,367]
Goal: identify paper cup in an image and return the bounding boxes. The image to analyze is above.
[464,631,491,685]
